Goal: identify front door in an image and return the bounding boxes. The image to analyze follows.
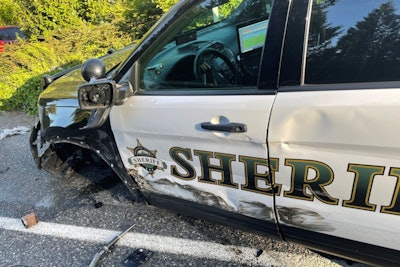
[110,0,283,226]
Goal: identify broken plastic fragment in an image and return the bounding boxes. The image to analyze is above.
[123,248,153,267]
[94,201,103,208]
[0,126,30,141]
[255,249,263,257]
[21,212,39,228]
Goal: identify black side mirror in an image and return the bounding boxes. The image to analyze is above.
[78,58,113,110]
[78,58,133,112]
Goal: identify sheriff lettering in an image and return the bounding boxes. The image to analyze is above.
[129,156,162,166]
[169,147,400,216]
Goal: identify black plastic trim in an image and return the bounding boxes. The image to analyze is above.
[201,122,247,133]
[279,0,309,87]
[258,0,291,89]
[29,121,42,169]
[281,225,400,266]
[278,81,400,93]
[135,88,277,96]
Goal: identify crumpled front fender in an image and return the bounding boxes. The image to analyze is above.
[30,117,142,201]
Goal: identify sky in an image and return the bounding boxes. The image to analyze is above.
[326,0,400,33]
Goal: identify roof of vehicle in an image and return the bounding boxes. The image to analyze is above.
[0,25,21,29]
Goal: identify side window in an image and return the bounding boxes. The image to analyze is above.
[139,0,273,91]
[305,0,400,84]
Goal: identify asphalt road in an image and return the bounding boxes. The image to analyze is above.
[0,111,368,267]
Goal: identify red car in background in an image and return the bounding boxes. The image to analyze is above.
[0,26,25,52]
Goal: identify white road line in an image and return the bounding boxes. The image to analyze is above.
[0,216,279,265]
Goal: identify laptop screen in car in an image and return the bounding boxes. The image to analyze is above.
[237,19,268,54]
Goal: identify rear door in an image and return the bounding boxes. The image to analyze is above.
[110,0,287,231]
[269,0,400,261]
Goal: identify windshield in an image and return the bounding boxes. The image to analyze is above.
[182,0,242,33]
[182,0,271,34]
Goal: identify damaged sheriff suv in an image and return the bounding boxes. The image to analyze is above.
[30,0,400,265]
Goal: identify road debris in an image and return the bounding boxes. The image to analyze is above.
[0,126,30,141]
[94,201,103,208]
[89,224,135,267]
[21,212,39,228]
[255,249,263,257]
[123,248,153,267]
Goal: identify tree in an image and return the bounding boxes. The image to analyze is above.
[119,0,164,40]
[0,0,23,25]
[15,0,83,37]
[154,0,179,12]
[335,1,400,81]
[305,0,342,83]
[307,0,340,50]
[76,0,126,24]
[305,0,400,83]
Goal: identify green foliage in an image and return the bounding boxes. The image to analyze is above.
[118,0,177,40]
[218,0,242,19]
[0,23,133,114]
[14,0,127,37]
[0,0,176,115]
[119,0,164,40]
[0,0,23,25]
[154,0,179,12]
[183,0,241,32]
[48,24,133,60]
[0,40,57,114]
[76,0,126,24]
[16,0,83,37]
[1,75,44,115]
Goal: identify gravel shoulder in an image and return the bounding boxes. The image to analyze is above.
[0,110,37,130]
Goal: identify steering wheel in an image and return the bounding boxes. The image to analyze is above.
[194,48,242,87]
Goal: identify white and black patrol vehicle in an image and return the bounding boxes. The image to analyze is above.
[31,0,400,265]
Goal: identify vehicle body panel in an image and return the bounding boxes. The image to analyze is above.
[0,26,25,52]
[110,94,276,222]
[30,0,400,265]
[269,88,400,251]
